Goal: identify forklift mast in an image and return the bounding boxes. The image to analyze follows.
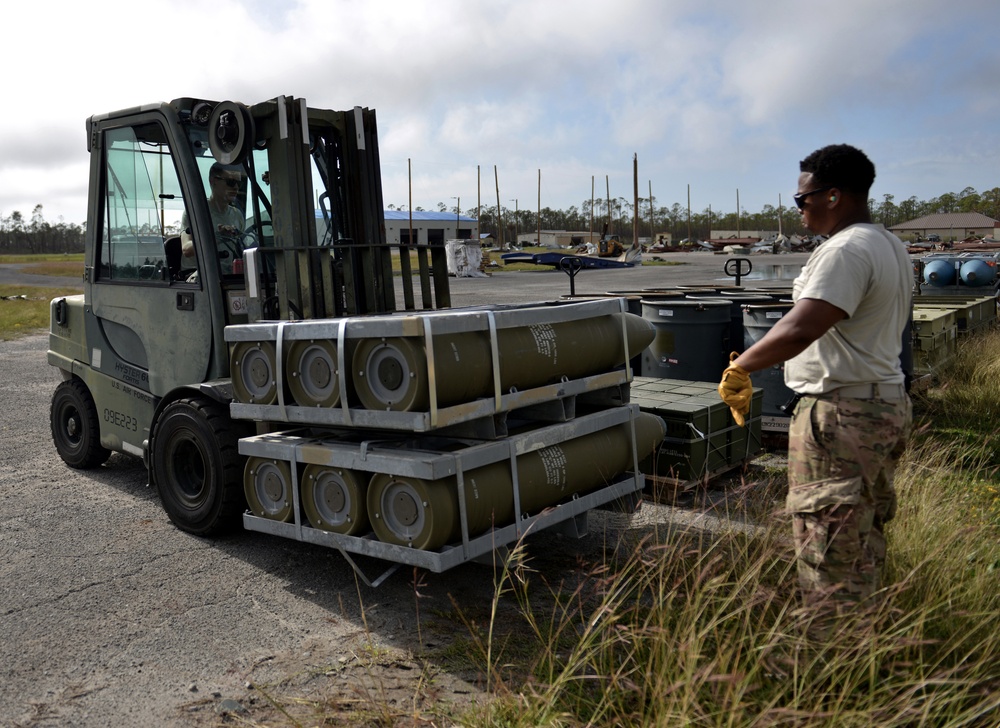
[196,96,451,323]
[79,96,449,393]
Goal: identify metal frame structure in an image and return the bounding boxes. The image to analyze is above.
[239,405,644,585]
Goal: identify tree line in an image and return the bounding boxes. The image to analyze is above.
[0,205,84,255]
[5,184,999,255]
[396,185,1000,243]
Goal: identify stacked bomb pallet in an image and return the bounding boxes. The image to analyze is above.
[226,298,652,437]
[223,298,663,581]
[237,405,664,578]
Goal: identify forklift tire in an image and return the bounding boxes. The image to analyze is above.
[50,379,112,469]
[151,397,246,536]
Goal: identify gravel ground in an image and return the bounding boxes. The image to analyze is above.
[0,254,796,725]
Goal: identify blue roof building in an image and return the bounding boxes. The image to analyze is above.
[384,210,480,245]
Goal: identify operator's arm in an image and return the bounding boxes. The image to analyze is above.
[181,229,195,257]
[180,210,196,258]
[733,297,846,373]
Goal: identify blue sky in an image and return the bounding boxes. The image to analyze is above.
[2,0,998,225]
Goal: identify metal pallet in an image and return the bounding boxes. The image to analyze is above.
[226,297,636,433]
[231,371,629,437]
[238,405,644,585]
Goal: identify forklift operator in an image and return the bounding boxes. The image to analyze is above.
[180,162,246,275]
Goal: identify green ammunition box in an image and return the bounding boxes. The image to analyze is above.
[911,308,957,336]
[633,377,762,482]
[913,296,996,333]
[913,328,957,375]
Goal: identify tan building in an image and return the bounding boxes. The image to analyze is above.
[889,212,998,242]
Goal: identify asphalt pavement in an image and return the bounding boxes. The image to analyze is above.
[444,251,805,306]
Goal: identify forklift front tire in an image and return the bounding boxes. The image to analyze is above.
[50,379,111,469]
[151,397,245,536]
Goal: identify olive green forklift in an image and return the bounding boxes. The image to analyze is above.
[48,96,654,582]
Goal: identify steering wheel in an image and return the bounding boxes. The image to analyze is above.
[237,229,258,251]
[217,229,258,262]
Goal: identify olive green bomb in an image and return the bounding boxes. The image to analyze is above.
[366,411,666,550]
[244,456,294,522]
[300,464,369,535]
[352,311,655,412]
[231,341,280,405]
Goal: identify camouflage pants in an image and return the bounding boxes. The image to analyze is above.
[787,393,912,603]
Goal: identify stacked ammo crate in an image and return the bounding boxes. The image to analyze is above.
[630,377,763,493]
[911,294,998,377]
[222,298,661,579]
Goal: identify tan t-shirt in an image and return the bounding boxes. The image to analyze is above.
[785,224,912,395]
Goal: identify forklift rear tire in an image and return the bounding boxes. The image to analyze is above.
[151,397,246,536]
[50,379,111,469]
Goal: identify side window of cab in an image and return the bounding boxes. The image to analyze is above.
[99,124,189,283]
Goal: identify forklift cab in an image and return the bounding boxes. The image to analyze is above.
[50,95,452,536]
[82,98,350,399]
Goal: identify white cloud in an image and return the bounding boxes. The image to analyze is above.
[2,0,1000,223]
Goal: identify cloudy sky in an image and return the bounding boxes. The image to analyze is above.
[2,0,999,226]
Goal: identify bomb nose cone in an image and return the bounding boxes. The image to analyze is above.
[621,312,655,358]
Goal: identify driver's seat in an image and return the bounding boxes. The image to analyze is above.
[164,236,182,281]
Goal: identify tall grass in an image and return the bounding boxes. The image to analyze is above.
[0,286,81,341]
[0,253,84,265]
[463,329,1000,727]
[228,331,1000,726]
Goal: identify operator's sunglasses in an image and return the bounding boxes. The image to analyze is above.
[793,186,832,210]
[212,176,242,189]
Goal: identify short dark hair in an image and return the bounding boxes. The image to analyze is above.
[209,162,243,181]
[799,144,875,196]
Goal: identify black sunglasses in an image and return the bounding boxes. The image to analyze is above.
[212,176,241,189]
[793,186,832,210]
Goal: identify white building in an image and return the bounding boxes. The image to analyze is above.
[515,230,602,247]
[384,211,479,246]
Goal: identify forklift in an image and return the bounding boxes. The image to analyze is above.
[48,96,656,581]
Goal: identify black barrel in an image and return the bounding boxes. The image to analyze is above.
[742,303,796,418]
[686,293,775,359]
[725,287,793,302]
[639,298,732,380]
[674,285,747,293]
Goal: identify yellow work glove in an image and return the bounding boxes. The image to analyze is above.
[718,351,752,427]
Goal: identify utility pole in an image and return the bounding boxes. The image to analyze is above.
[494,165,503,247]
[632,153,639,247]
[590,175,595,244]
[649,180,654,242]
[509,198,518,245]
[736,188,741,237]
[687,184,691,242]
[536,169,541,246]
[606,175,611,234]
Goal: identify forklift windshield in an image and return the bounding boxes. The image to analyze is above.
[181,122,334,280]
